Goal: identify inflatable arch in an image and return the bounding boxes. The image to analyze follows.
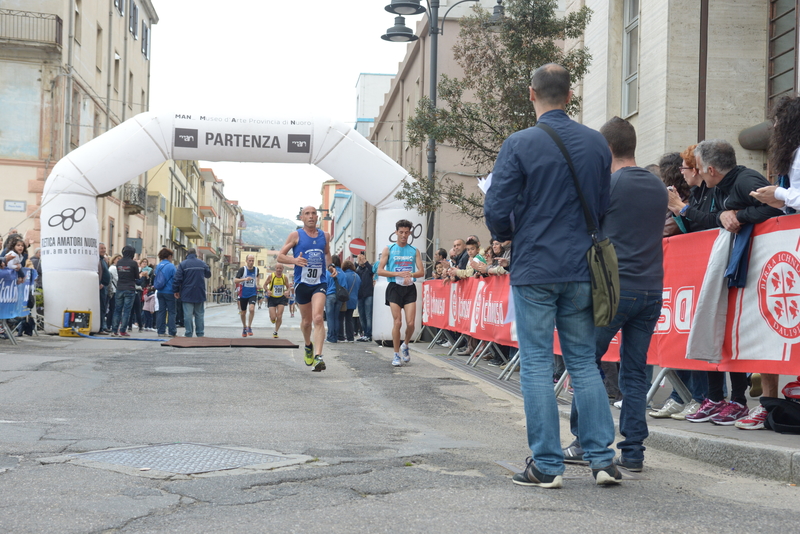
[40,112,425,337]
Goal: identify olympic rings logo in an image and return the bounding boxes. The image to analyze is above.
[389,223,423,246]
[48,207,86,231]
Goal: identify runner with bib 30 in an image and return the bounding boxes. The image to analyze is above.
[277,206,332,372]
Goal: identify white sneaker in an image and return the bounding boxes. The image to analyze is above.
[441,341,452,348]
[392,353,403,367]
[613,400,623,409]
[670,399,702,420]
[400,342,410,363]
[648,398,684,418]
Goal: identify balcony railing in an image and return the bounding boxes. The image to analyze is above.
[123,184,146,213]
[0,9,62,48]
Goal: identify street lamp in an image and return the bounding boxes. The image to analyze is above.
[381,0,504,275]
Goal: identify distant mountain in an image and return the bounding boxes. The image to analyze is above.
[241,210,298,249]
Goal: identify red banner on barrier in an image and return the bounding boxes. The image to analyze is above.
[423,215,800,375]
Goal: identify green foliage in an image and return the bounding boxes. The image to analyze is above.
[401,0,592,220]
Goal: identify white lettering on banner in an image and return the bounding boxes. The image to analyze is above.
[481,295,505,327]
[757,251,800,339]
[470,281,485,333]
[448,283,458,327]
[430,296,446,316]
[657,287,696,334]
[205,133,281,149]
[0,279,18,303]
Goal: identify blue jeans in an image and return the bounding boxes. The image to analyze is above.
[182,301,205,337]
[358,295,373,338]
[99,287,108,330]
[111,290,135,333]
[514,282,616,475]
[325,292,340,343]
[569,289,663,463]
[156,292,177,336]
[669,370,709,404]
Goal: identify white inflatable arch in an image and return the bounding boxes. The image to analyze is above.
[40,111,424,337]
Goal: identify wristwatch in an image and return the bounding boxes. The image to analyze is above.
[679,204,690,216]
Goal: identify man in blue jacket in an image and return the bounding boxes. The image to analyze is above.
[154,248,177,337]
[484,64,618,488]
[173,248,211,337]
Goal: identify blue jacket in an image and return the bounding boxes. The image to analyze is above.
[173,253,211,303]
[326,267,345,295]
[154,259,177,293]
[484,110,611,286]
[342,269,361,310]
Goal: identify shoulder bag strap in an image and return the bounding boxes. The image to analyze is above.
[535,122,599,238]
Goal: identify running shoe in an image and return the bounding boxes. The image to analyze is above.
[118,331,130,337]
[242,328,248,338]
[613,455,643,473]
[734,404,768,430]
[562,439,587,465]
[512,457,563,489]
[392,354,403,367]
[648,398,684,418]
[592,464,622,486]
[273,331,278,338]
[401,342,410,363]
[670,399,702,420]
[304,344,314,366]
[312,356,326,372]
[685,399,728,423]
[710,401,749,425]
[247,327,253,337]
[613,400,623,409]
[110,331,119,337]
[271,318,276,324]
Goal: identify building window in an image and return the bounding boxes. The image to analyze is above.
[141,22,150,59]
[74,0,82,44]
[129,1,139,39]
[109,218,115,254]
[115,0,124,16]
[114,52,120,93]
[96,25,102,72]
[622,0,639,117]
[70,89,81,148]
[769,0,796,110]
[128,71,134,109]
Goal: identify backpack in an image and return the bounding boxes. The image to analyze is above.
[333,274,349,303]
[762,397,800,434]
[153,264,167,291]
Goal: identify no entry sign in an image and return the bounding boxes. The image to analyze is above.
[349,238,366,256]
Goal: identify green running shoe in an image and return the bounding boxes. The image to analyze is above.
[304,343,314,366]
[312,356,326,372]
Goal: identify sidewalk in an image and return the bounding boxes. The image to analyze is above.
[409,340,800,484]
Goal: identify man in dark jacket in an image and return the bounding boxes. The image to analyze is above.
[355,253,374,342]
[694,139,783,232]
[485,64,618,488]
[173,248,211,337]
[110,246,139,336]
[97,242,111,333]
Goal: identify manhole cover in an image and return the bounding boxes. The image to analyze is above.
[72,443,292,474]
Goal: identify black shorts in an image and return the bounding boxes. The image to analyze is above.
[294,283,326,305]
[385,282,417,307]
[239,295,257,311]
[268,296,289,307]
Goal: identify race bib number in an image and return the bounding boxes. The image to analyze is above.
[244,278,255,288]
[301,249,324,285]
[273,284,285,297]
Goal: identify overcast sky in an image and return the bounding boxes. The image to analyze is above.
[148,0,412,221]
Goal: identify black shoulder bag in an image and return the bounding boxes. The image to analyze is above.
[535,122,620,327]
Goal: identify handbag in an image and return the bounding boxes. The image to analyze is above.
[536,122,620,327]
[333,274,349,303]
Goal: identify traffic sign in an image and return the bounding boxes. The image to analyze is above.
[349,238,366,256]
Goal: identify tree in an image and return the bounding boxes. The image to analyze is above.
[396,0,593,221]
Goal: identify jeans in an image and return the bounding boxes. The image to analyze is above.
[182,301,205,337]
[514,282,616,475]
[569,289,663,463]
[156,292,177,335]
[669,370,709,404]
[127,291,143,330]
[111,290,135,333]
[357,295,373,338]
[325,293,340,343]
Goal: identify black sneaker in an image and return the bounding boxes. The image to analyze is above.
[592,464,622,486]
[613,455,643,472]
[562,439,588,465]
[312,356,326,372]
[487,357,505,367]
[511,457,563,489]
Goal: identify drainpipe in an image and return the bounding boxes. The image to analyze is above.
[122,3,129,121]
[64,0,76,157]
[698,0,709,142]
[106,0,113,132]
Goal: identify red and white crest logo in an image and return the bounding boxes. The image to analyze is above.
[758,251,800,339]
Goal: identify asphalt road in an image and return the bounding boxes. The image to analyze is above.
[1,304,798,533]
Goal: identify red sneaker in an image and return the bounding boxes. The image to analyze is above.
[711,401,749,425]
[685,399,727,423]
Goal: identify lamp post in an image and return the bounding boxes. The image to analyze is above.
[381,1,504,275]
